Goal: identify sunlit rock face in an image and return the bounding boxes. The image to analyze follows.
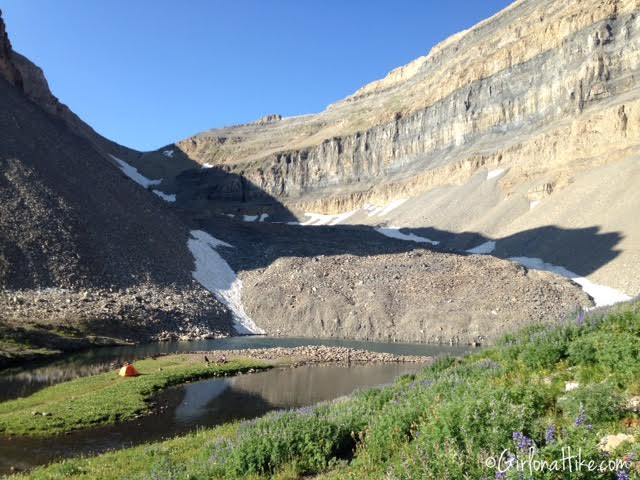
[158,0,640,295]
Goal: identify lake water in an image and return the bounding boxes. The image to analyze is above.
[0,337,472,474]
[0,336,471,401]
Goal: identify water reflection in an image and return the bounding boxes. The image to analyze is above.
[0,337,470,401]
[0,363,421,474]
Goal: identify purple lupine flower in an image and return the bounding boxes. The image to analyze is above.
[209,438,234,465]
[616,470,630,480]
[576,311,586,326]
[295,405,315,416]
[545,425,556,445]
[495,471,507,480]
[574,407,590,428]
[512,431,535,450]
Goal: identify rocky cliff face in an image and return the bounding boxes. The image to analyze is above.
[0,11,138,161]
[0,11,21,89]
[174,0,639,201]
[146,0,640,297]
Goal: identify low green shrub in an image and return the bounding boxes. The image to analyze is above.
[559,382,624,425]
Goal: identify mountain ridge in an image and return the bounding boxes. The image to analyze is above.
[132,0,640,298]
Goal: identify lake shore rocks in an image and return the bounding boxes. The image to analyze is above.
[190,345,432,366]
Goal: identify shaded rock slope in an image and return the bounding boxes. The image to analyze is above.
[0,12,233,360]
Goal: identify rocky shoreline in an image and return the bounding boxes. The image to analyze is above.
[185,345,432,366]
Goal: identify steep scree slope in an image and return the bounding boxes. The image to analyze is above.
[0,12,234,356]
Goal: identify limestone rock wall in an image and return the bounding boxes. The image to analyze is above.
[172,0,640,211]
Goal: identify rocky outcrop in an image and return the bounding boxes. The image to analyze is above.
[0,11,137,162]
[0,10,21,89]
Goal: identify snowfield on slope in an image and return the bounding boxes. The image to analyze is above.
[110,155,162,188]
[152,190,176,203]
[298,210,358,226]
[486,168,505,180]
[509,256,632,307]
[466,241,496,254]
[187,230,264,335]
[375,227,439,245]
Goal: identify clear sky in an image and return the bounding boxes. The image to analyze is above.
[1,0,512,151]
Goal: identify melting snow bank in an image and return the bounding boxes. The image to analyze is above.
[375,227,440,245]
[296,210,358,226]
[292,198,407,226]
[109,155,162,188]
[152,190,176,203]
[364,199,408,217]
[242,213,270,222]
[187,230,264,335]
[509,256,632,307]
[486,168,505,180]
[466,241,496,254]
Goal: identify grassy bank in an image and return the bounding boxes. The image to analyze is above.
[0,325,132,369]
[0,336,60,368]
[0,355,270,437]
[12,302,640,479]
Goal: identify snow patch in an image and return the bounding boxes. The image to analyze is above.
[509,256,632,307]
[364,199,407,217]
[152,190,176,203]
[187,230,264,335]
[300,210,357,226]
[259,213,269,222]
[363,204,384,216]
[466,241,496,254]
[202,163,214,169]
[110,155,162,188]
[375,227,440,245]
[530,200,541,210]
[162,150,175,158]
[224,214,235,218]
[243,215,259,222]
[486,169,505,180]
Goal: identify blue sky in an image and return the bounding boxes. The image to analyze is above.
[1,1,512,151]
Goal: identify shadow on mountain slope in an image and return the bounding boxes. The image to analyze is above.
[139,144,624,284]
[407,225,624,279]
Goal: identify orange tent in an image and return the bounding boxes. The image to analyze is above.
[118,364,139,377]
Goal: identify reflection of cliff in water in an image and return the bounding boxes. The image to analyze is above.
[221,363,422,407]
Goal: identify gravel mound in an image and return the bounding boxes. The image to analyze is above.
[241,249,593,344]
